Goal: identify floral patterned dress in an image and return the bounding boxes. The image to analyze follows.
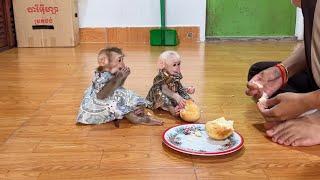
[77,71,150,124]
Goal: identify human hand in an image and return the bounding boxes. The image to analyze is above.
[246,66,282,99]
[257,92,312,121]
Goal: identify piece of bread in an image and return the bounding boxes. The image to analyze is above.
[180,100,201,122]
[258,92,268,108]
[251,81,268,108]
[205,117,234,140]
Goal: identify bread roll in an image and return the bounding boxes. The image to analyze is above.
[205,117,234,140]
[180,100,200,122]
[259,92,268,108]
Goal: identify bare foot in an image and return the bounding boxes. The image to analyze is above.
[264,121,281,130]
[301,110,320,124]
[143,116,164,126]
[125,112,163,126]
[266,112,320,146]
[133,108,145,116]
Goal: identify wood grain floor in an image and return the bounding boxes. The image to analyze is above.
[0,42,319,179]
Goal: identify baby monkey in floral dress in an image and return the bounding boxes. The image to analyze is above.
[77,47,163,127]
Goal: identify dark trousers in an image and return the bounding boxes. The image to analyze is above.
[248,61,318,95]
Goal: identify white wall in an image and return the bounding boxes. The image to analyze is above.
[78,0,206,41]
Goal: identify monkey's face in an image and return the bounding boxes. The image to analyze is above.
[108,52,125,74]
[164,58,181,76]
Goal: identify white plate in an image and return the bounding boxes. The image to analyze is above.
[162,124,244,156]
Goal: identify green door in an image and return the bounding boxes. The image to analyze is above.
[206,0,296,37]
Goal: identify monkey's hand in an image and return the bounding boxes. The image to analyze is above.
[174,105,182,116]
[162,84,187,108]
[96,72,125,100]
[122,66,131,78]
[186,86,195,94]
[118,67,130,86]
[173,94,187,108]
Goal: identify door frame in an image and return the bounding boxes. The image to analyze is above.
[0,0,16,52]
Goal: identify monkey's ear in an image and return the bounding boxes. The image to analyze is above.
[98,55,109,66]
[157,59,165,69]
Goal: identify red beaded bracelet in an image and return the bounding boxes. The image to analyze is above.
[275,63,288,86]
[275,64,285,86]
[280,63,289,84]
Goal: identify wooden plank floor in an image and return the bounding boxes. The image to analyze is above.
[0,42,320,179]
